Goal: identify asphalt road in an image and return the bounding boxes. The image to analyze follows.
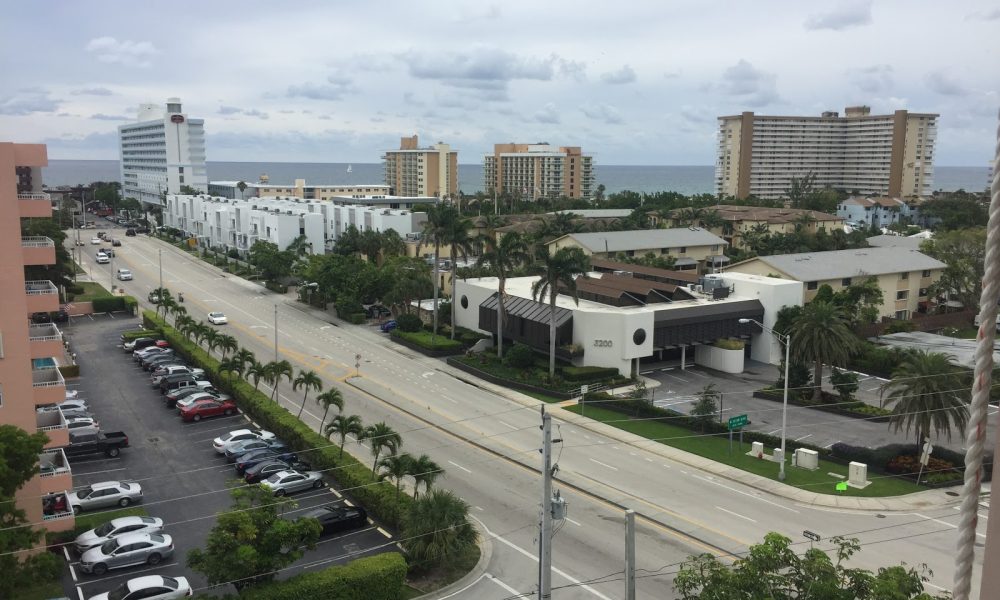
[59,316,395,600]
[68,226,987,598]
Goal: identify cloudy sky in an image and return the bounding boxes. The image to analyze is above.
[1,0,996,165]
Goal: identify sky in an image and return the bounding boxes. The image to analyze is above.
[0,0,996,165]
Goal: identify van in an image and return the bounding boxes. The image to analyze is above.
[117,268,132,281]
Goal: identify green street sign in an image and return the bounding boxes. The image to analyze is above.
[836,481,848,492]
[728,414,749,430]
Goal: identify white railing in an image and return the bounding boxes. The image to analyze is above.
[32,367,64,388]
[21,236,55,247]
[36,410,66,431]
[25,280,57,295]
[29,323,62,342]
[38,449,71,477]
[18,192,51,201]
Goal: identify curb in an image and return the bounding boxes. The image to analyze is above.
[414,517,493,600]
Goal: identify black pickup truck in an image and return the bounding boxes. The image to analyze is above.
[64,431,130,458]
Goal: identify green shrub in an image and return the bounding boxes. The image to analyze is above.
[884,320,917,334]
[120,329,160,341]
[348,313,366,325]
[396,313,423,333]
[91,296,127,312]
[504,343,535,368]
[264,280,288,294]
[58,364,80,378]
[393,330,463,351]
[561,366,620,382]
[238,553,406,600]
[714,338,745,350]
[122,295,138,315]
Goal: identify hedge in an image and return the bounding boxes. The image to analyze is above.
[264,280,288,294]
[120,329,160,342]
[562,366,620,383]
[236,553,406,600]
[831,441,993,482]
[58,364,80,379]
[142,311,414,531]
[92,296,128,313]
[392,330,464,351]
[753,389,892,422]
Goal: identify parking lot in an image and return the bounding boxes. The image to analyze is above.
[60,315,395,599]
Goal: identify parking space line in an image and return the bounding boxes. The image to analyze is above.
[377,527,392,538]
[72,467,128,477]
[329,489,342,498]
[75,562,179,586]
[343,499,354,507]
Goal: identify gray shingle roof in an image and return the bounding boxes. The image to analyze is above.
[865,234,924,250]
[553,228,728,253]
[737,247,945,281]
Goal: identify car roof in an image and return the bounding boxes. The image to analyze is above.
[209,311,224,316]
[113,532,164,545]
[89,481,125,490]
[107,516,158,527]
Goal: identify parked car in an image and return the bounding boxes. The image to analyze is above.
[260,470,325,496]
[174,390,230,409]
[65,431,130,459]
[125,228,137,237]
[112,239,122,247]
[380,320,398,332]
[37,399,89,414]
[178,398,238,422]
[74,516,164,554]
[213,429,276,454]
[88,575,192,600]
[142,353,181,370]
[124,338,167,352]
[159,374,204,394]
[90,237,101,245]
[300,504,368,536]
[165,387,223,409]
[151,364,205,382]
[134,345,171,361]
[243,458,310,484]
[66,417,100,433]
[365,304,391,319]
[32,309,70,324]
[67,481,142,514]
[60,408,95,421]
[225,439,290,462]
[96,253,110,264]
[234,448,298,475]
[117,268,132,280]
[207,311,228,325]
[78,533,173,576]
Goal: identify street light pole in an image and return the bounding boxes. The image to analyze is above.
[158,249,163,291]
[273,304,279,361]
[740,318,791,481]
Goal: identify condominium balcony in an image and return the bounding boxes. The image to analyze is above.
[41,491,74,527]
[32,365,66,405]
[38,448,72,487]
[36,409,69,449]
[18,192,53,218]
[29,323,64,359]
[25,280,60,313]
[21,236,56,265]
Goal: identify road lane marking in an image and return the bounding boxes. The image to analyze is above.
[566,517,582,526]
[589,458,618,471]
[913,513,987,538]
[498,420,519,430]
[690,473,799,513]
[448,460,472,474]
[487,573,521,595]
[715,506,757,523]
[793,434,813,442]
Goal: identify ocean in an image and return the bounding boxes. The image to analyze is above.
[41,160,991,196]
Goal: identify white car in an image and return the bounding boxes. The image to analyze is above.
[66,417,100,433]
[213,429,275,454]
[37,399,89,414]
[207,311,228,325]
[175,390,227,409]
[90,237,101,245]
[117,268,133,281]
[78,532,172,575]
[96,253,110,264]
[88,575,191,600]
[74,516,164,554]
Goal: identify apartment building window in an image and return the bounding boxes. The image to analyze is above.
[918,288,928,297]
[895,309,910,320]
[899,272,909,280]
[679,247,687,253]
[807,281,818,291]
[896,290,909,300]
[842,278,852,287]
[922,270,931,277]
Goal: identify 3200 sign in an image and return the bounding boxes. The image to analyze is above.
[593,340,613,348]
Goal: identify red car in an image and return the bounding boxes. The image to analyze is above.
[178,398,238,422]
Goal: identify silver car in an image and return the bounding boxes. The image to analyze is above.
[74,516,164,554]
[79,532,174,575]
[68,481,143,514]
[89,575,192,600]
[260,470,325,496]
[66,417,100,434]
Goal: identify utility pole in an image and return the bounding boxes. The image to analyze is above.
[625,509,636,600]
[273,304,279,360]
[539,407,553,600]
[158,249,163,291]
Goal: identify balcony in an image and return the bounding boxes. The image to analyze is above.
[32,366,66,405]
[38,448,72,490]
[25,280,59,313]
[21,236,56,265]
[41,491,74,527]
[18,192,53,218]
[29,323,64,359]
[36,409,69,449]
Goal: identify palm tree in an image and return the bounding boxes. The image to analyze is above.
[378,453,413,498]
[788,301,861,402]
[881,350,970,442]
[314,389,344,433]
[218,357,241,384]
[444,215,476,339]
[216,334,238,359]
[232,348,256,375]
[246,360,267,391]
[292,369,323,419]
[325,414,363,458]
[402,489,477,568]
[531,247,590,378]
[380,229,406,261]
[476,232,530,359]
[158,293,175,321]
[358,229,383,264]
[170,304,187,326]
[360,422,402,476]
[408,454,443,499]
[190,322,211,347]
[203,328,220,355]
[421,204,459,339]
[236,180,247,200]
[267,360,293,402]
[175,315,195,339]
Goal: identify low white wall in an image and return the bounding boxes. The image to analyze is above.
[694,344,744,374]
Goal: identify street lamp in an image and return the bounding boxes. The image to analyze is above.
[739,317,791,481]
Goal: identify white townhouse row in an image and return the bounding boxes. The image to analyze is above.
[163,194,427,255]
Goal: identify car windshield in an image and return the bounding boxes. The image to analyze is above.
[210,312,223,318]
[162,576,179,589]
[106,582,130,600]
[93,521,115,536]
[77,487,94,499]
[99,538,119,554]
[265,473,283,484]
[141,517,156,525]
[150,534,164,543]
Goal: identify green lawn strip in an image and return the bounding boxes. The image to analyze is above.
[73,281,113,302]
[21,581,63,600]
[522,391,566,404]
[564,405,923,497]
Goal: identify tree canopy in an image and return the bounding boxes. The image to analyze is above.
[921,228,986,312]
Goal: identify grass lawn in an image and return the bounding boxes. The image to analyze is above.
[72,281,112,302]
[564,404,924,497]
[523,390,566,404]
[943,326,979,340]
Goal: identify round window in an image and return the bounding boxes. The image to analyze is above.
[633,328,647,345]
[460,295,468,309]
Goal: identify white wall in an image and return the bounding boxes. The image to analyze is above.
[454,279,498,333]
[572,309,655,376]
[694,345,745,373]
[723,272,803,364]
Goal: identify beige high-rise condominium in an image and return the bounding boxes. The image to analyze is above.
[0,142,75,547]
[485,143,594,201]
[716,106,937,200]
[383,135,458,198]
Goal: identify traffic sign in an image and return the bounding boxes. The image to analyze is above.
[728,414,749,430]
[803,530,821,542]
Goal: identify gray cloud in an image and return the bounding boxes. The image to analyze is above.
[601,65,636,85]
[718,59,779,106]
[85,36,158,67]
[0,90,59,115]
[403,47,555,91]
[558,59,587,82]
[89,113,129,121]
[805,0,872,31]
[580,103,622,124]
[679,105,713,124]
[532,103,560,124]
[453,4,501,23]
[849,64,893,93]
[966,8,1000,21]
[218,105,269,119]
[73,87,113,96]
[42,131,118,157]
[218,106,242,115]
[925,70,967,96]
[287,73,356,101]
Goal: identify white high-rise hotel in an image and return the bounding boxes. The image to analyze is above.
[119,98,207,206]
[716,106,937,200]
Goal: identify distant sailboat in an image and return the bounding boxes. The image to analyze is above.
[346,165,353,173]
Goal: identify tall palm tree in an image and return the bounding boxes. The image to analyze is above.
[358,229,383,264]
[421,204,459,339]
[217,357,241,384]
[267,360,293,402]
[190,322,211,347]
[216,334,238,360]
[170,304,187,326]
[531,247,591,378]
[314,389,344,433]
[444,215,476,339]
[881,350,970,442]
[203,328,220,355]
[246,360,267,391]
[360,422,402,476]
[476,231,530,359]
[380,229,406,261]
[232,348,256,375]
[175,315,195,339]
[325,414,363,458]
[408,453,443,499]
[292,369,323,419]
[402,489,477,567]
[788,301,861,402]
[158,293,175,321]
[378,453,413,498]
